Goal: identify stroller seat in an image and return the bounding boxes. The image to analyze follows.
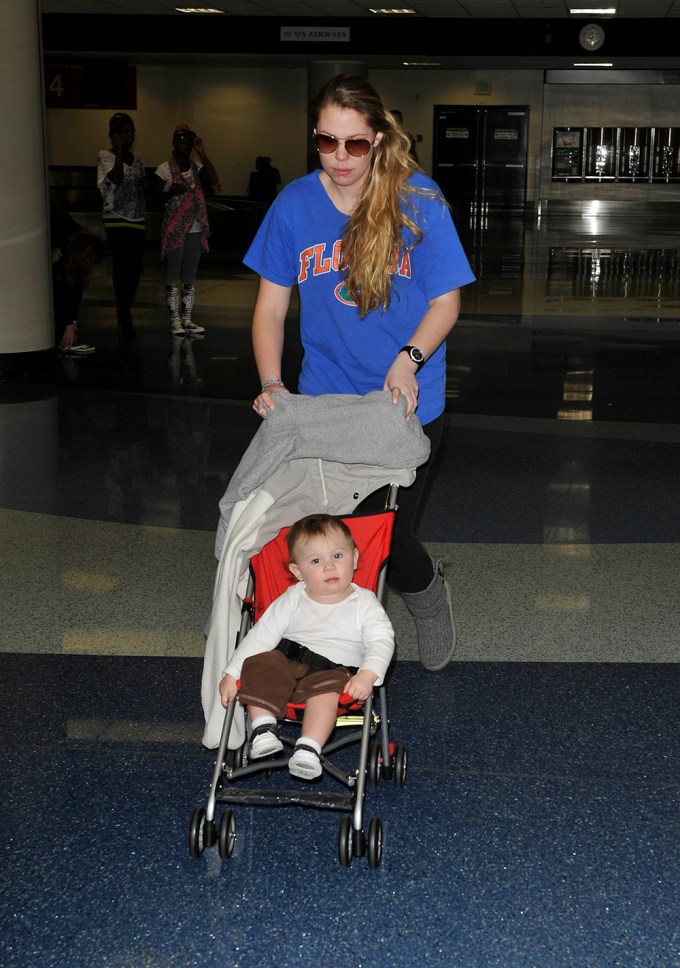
[189,490,408,869]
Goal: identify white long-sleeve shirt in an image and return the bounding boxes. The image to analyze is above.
[223,581,394,685]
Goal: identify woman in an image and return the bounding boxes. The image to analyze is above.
[96,112,146,338]
[244,74,475,672]
[155,124,220,336]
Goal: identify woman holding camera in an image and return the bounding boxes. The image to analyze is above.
[97,112,146,338]
[154,123,220,335]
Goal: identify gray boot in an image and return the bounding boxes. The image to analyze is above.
[402,557,456,671]
[181,284,205,334]
[166,286,183,335]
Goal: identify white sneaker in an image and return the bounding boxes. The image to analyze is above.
[63,343,95,355]
[288,745,322,780]
[250,725,283,759]
[170,320,184,335]
[183,320,205,335]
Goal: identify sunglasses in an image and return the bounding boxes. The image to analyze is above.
[313,132,375,158]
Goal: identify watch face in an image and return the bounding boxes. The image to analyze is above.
[579,23,605,51]
[401,345,424,366]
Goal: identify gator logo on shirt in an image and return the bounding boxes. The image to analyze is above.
[334,281,357,306]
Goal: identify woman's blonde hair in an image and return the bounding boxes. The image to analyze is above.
[309,73,441,319]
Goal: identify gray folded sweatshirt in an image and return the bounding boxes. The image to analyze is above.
[214,390,432,557]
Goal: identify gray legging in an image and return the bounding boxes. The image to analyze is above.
[165,231,203,287]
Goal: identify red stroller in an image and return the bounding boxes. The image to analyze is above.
[189,485,407,868]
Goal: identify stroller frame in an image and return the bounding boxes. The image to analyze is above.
[189,484,407,868]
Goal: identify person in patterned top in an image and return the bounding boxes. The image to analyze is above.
[96,112,146,338]
[154,124,220,336]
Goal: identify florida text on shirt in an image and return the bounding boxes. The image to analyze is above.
[298,241,412,286]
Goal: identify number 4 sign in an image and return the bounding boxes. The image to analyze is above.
[44,62,85,108]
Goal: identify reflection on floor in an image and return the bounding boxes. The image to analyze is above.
[2,206,680,966]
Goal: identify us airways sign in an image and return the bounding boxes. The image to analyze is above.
[280,26,351,42]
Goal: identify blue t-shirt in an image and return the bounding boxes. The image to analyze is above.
[243,170,475,425]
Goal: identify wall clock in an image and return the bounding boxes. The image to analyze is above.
[579,23,606,51]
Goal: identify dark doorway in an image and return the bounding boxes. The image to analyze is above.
[433,105,529,286]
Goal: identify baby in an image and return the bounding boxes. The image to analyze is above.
[219,513,395,780]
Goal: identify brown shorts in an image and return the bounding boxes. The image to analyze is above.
[238,650,352,718]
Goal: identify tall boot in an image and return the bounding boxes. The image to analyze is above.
[181,283,205,335]
[166,286,183,335]
[116,305,135,338]
[402,557,456,671]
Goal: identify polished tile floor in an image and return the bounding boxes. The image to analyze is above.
[2,203,680,966]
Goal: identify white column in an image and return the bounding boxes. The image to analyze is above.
[0,0,53,359]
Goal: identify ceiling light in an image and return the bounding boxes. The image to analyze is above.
[569,7,617,14]
[573,62,613,67]
[175,7,225,12]
[403,61,442,67]
[369,8,418,14]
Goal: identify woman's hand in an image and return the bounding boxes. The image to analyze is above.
[253,382,289,418]
[219,674,239,707]
[60,323,77,351]
[383,290,461,418]
[383,353,420,418]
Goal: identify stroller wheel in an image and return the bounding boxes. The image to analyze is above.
[337,817,353,868]
[188,806,207,858]
[368,742,382,787]
[393,744,408,789]
[367,816,383,869]
[218,809,237,859]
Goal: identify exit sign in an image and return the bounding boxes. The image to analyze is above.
[475,83,492,95]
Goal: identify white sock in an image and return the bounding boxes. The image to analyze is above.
[251,714,276,731]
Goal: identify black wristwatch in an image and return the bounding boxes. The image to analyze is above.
[399,345,425,370]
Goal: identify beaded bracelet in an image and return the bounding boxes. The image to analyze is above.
[261,378,285,391]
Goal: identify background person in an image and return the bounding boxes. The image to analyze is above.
[96,112,146,338]
[247,155,281,208]
[51,197,104,353]
[155,124,220,336]
[244,74,475,673]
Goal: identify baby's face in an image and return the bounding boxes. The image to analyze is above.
[289,529,359,604]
